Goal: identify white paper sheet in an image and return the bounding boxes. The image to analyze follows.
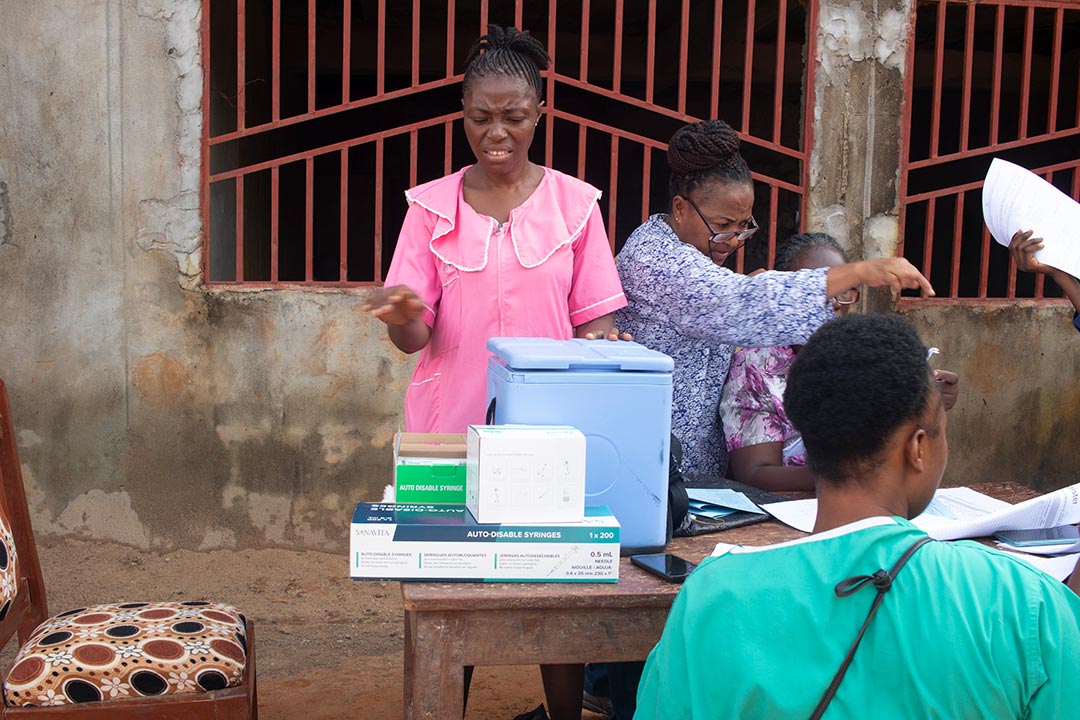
[918,483,1080,541]
[998,550,1080,582]
[762,487,999,535]
[982,158,1080,278]
[764,484,1080,542]
[760,498,815,532]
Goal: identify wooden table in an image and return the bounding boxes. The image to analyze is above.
[400,481,1036,719]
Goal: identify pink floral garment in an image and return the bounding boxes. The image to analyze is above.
[718,344,806,466]
[384,167,627,433]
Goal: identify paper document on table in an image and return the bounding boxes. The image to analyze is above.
[762,487,1014,535]
[760,498,816,532]
[998,550,1080,582]
[688,500,737,519]
[914,486,1012,523]
[686,488,764,515]
[982,158,1080,278]
[914,483,1080,541]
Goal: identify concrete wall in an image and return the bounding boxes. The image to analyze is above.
[808,0,911,257]
[0,0,1075,553]
[0,0,413,550]
[809,0,1080,491]
[906,305,1080,492]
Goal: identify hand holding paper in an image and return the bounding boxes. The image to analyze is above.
[1009,228,1080,317]
[983,158,1080,280]
[1009,229,1049,274]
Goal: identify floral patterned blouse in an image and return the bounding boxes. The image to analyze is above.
[719,345,807,467]
[615,215,832,478]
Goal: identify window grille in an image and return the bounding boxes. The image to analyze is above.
[899,0,1080,302]
[202,0,817,286]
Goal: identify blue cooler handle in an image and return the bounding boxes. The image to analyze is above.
[485,397,496,425]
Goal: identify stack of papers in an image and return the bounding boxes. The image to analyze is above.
[687,488,765,520]
[764,483,1080,540]
[763,483,1080,581]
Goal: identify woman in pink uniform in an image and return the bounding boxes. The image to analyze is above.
[365,25,627,434]
[365,26,623,720]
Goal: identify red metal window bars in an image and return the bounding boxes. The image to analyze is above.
[201,0,818,287]
[898,0,1080,303]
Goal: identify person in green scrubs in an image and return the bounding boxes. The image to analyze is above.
[635,313,1080,719]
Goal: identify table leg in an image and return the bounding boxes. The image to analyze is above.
[404,609,466,720]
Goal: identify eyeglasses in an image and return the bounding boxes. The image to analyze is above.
[683,196,759,256]
[832,289,861,306]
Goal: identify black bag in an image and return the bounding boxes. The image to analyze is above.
[668,434,784,537]
[667,434,690,541]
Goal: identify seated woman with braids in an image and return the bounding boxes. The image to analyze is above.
[614,119,935,482]
[720,233,961,491]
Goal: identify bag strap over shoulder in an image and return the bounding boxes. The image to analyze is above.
[808,535,933,720]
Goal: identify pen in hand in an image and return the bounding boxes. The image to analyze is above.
[927,348,960,411]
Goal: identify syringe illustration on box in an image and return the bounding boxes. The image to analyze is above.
[467,426,585,524]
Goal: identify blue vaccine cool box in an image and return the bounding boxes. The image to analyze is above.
[485,338,674,554]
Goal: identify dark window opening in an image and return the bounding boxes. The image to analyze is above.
[205,0,813,285]
[901,1,1080,300]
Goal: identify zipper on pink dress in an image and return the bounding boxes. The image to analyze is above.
[495,220,505,336]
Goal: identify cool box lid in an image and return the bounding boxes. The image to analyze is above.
[486,338,674,373]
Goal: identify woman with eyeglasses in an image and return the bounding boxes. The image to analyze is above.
[719,233,958,492]
[614,120,935,480]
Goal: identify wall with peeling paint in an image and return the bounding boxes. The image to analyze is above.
[0,1,1075,553]
[0,0,414,550]
[905,305,1080,492]
[809,0,912,253]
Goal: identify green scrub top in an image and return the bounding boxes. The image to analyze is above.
[635,517,1080,719]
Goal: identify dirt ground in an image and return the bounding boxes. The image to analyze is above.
[14,535,607,720]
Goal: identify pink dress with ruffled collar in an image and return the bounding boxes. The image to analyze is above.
[384,166,627,432]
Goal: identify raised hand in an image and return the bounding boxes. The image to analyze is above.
[363,285,425,325]
[1009,229,1046,274]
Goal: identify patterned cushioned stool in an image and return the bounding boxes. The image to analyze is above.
[0,379,258,719]
[5,601,248,707]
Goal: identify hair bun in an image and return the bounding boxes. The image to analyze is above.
[476,25,550,70]
[667,120,741,175]
[481,24,513,50]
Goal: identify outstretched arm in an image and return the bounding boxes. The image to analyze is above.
[728,443,816,492]
[1068,554,1080,597]
[825,257,935,299]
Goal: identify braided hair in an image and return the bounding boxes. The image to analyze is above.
[667,120,752,200]
[463,25,550,101]
[774,232,848,271]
